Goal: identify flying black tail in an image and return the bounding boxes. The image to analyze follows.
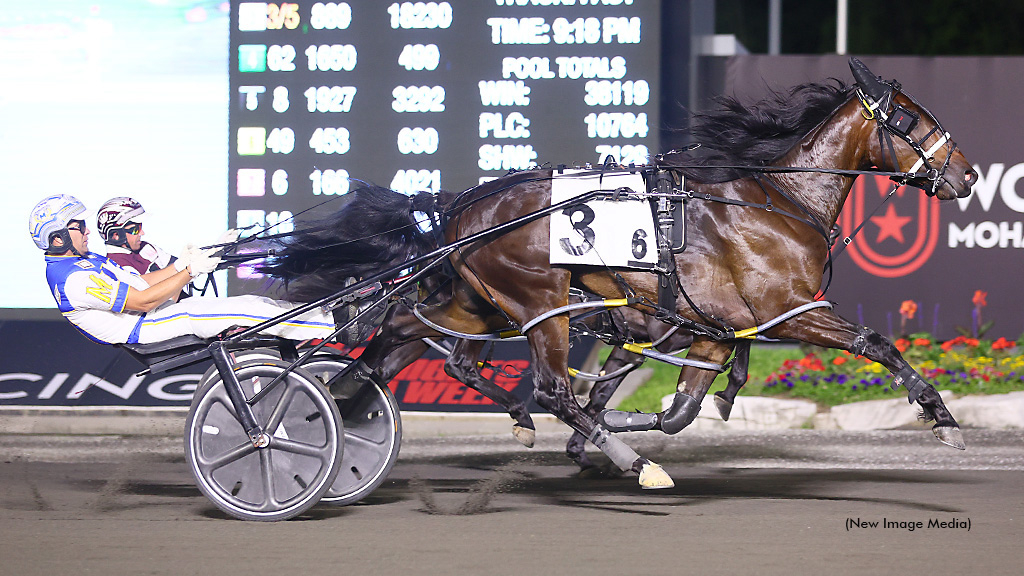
[260,184,436,301]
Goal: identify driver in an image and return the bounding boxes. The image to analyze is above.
[95,196,177,275]
[29,194,337,345]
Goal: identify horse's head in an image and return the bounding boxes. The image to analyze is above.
[850,57,977,200]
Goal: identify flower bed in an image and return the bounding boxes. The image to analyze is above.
[617,293,1024,412]
[755,334,1024,406]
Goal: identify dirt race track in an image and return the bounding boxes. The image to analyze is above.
[1,428,1023,576]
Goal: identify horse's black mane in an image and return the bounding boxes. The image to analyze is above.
[664,79,854,183]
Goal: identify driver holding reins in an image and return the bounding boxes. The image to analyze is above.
[29,194,337,345]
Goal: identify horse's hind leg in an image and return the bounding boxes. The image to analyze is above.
[777,309,964,449]
[451,244,670,487]
[443,338,537,447]
[328,303,429,398]
[414,293,543,446]
[713,340,751,421]
[523,316,673,488]
[566,346,643,472]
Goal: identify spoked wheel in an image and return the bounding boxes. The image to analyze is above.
[185,359,343,521]
[200,348,403,506]
[302,355,402,506]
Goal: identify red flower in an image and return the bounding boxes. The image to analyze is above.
[833,357,848,366]
[973,290,987,307]
[798,355,825,372]
[899,300,918,319]
[942,335,972,351]
[913,338,931,347]
[894,338,910,352]
[992,337,1016,351]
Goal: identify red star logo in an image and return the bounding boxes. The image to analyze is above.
[871,204,913,244]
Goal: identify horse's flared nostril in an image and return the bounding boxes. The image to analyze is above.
[964,168,978,186]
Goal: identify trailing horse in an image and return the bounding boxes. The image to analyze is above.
[264,59,977,489]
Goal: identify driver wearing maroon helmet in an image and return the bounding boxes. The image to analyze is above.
[96,197,176,275]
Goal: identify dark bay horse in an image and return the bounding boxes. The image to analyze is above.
[265,59,976,489]
[263,186,752,472]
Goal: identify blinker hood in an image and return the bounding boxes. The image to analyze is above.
[849,57,888,103]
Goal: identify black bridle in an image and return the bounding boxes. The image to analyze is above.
[855,80,958,197]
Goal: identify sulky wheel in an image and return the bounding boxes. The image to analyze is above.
[184,359,343,521]
[301,354,403,506]
[195,348,279,389]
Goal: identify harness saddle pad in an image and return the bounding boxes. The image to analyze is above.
[549,170,658,269]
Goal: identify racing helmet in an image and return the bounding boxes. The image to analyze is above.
[28,194,87,251]
[96,196,145,247]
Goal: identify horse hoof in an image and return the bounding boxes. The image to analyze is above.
[933,426,966,450]
[638,463,674,490]
[713,394,733,421]
[512,425,535,448]
[598,409,658,432]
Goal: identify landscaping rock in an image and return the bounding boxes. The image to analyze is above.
[661,393,818,430]
[946,391,1024,429]
[812,412,838,430]
[652,389,1024,432]
[830,390,954,430]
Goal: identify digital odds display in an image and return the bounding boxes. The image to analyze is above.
[228,0,661,286]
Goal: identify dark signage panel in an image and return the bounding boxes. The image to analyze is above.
[0,320,590,411]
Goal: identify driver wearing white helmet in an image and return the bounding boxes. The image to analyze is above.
[29,194,336,345]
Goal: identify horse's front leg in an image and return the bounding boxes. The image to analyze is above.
[776,309,964,450]
[443,338,537,447]
[599,338,735,435]
[659,339,736,434]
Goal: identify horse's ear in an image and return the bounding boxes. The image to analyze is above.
[849,57,887,102]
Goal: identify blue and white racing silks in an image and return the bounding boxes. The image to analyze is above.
[45,253,150,344]
[45,254,337,345]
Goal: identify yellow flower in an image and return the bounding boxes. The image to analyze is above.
[857,362,887,374]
